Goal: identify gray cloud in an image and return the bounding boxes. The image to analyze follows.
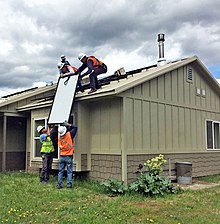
[1,0,220,95]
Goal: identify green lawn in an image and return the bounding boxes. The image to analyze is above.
[1,172,220,224]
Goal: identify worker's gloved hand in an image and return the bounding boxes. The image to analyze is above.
[62,120,70,126]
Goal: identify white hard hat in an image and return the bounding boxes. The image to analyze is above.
[57,62,65,69]
[60,54,66,59]
[78,53,86,61]
[37,125,44,133]
[58,126,67,136]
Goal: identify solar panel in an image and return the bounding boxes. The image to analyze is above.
[47,74,79,124]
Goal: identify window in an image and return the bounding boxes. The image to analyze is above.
[196,88,201,96]
[33,116,75,159]
[33,118,58,159]
[206,120,220,149]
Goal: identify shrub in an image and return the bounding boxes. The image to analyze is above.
[129,173,180,196]
[101,178,128,196]
[101,155,181,197]
[129,154,181,196]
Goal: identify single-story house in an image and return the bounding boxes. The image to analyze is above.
[1,55,220,184]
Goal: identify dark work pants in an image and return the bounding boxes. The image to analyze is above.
[77,76,84,92]
[89,66,107,90]
[40,153,53,182]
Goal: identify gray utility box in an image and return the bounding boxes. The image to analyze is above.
[176,162,192,184]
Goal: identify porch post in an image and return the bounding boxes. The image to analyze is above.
[121,98,127,184]
[2,115,7,171]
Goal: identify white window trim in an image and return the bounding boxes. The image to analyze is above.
[33,117,48,159]
[206,119,220,150]
[33,118,60,160]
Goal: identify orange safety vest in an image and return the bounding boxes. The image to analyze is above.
[67,65,78,73]
[69,65,78,73]
[58,132,74,156]
[87,56,104,69]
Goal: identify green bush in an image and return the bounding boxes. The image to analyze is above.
[101,155,181,197]
[101,178,128,196]
[129,173,180,196]
[129,154,181,196]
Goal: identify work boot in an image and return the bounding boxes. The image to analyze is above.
[96,85,102,90]
[76,85,84,93]
[88,88,97,94]
[79,87,85,93]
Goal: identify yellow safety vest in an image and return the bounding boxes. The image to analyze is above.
[40,135,54,153]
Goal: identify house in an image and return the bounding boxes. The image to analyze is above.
[1,55,220,184]
[0,85,55,171]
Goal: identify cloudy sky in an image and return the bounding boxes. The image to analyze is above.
[0,0,220,97]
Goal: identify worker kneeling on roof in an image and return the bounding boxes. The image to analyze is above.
[77,53,107,94]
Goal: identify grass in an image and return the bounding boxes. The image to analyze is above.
[0,172,220,224]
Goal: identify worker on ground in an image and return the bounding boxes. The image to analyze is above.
[77,53,107,94]
[50,125,58,155]
[57,121,77,189]
[37,125,55,184]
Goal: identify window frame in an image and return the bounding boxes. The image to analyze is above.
[206,119,220,150]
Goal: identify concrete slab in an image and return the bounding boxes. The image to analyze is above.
[176,181,220,190]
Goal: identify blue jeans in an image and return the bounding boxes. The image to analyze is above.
[57,155,73,188]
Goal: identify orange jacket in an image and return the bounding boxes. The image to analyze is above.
[69,65,78,73]
[87,56,104,69]
[60,65,77,76]
[58,132,74,156]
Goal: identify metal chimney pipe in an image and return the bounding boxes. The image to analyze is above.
[157,33,166,66]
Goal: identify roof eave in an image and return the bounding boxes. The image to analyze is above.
[115,56,198,94]
[16,100,53,112]
[0,85,56,108]
[75,89,117,101]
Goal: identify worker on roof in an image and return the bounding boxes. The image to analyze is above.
[77,53,107,94]
[57,62,77,78]
[60,54,70,66]
[57,62,84,92]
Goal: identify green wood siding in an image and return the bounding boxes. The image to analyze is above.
[77,102,90,153]
[165,105,172,151]
[124,99,216,153]
[122,64,220,154]
[89,98,122,153]
[142,101,151,150]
